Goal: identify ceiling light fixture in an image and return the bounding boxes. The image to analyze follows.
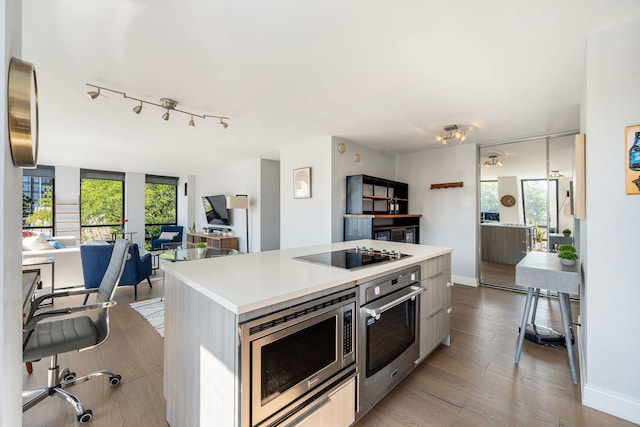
[436,124,466,144]
[484,155,503,167]
[549,170,564,178]
[87,88,101,100]
[85,83,230,128]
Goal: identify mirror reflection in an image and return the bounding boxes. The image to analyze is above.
[479,134,576,289]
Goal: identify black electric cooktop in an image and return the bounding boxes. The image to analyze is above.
[294,247,412,271]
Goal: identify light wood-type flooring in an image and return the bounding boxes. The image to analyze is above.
[23,275,635,426]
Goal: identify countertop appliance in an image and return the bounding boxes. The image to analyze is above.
[239,287,357,427]
[356,264,423,420]
[293,246,412,270]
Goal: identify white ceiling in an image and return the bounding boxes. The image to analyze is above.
[21,0,640,176]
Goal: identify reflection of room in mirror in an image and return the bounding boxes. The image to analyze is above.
[479,133,577,289]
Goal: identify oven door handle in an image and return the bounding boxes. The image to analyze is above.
[362,285,425,320]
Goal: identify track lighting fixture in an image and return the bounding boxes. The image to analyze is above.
[87,88,101,100]
[85,83,230,129]
[436,124,466,144]
[484,155,503,167]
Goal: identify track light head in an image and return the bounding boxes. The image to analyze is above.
[87,89,100,100]
[220,119,229,129]
[162,110,170,121]
[132,102,143,114]
[189,115,195,127]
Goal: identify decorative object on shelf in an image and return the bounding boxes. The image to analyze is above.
[226,195,249,252]
[534,224,545,250]
[436,124,466,144]
[500,194,516,207]
[293,167,312,199]
[557,244,578,266]
[430,182,464,189]
[195,242,207,255]
[337,143,346,153]
[625,124,640,194]
[484,155,503,167]
[85,83,230,129]
[562,228,571,237]
[353,153,361,162]
[7,58,39,167]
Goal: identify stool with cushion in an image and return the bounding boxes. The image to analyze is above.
[22,239,130,423]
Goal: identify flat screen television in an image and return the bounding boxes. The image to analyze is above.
[202,195,230,225]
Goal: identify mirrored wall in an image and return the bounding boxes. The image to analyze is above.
[479,134,576,289]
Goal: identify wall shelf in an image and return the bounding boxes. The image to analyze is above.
[430,182,464,189]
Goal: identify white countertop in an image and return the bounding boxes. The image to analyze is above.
[162,240,452,315]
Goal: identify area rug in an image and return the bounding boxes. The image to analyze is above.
[130,297,164,338]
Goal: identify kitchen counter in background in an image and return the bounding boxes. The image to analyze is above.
[481,223,534,265]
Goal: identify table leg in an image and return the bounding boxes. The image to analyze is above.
[515,287,534,364]
[531,288,541,324]
[558,292,578,384]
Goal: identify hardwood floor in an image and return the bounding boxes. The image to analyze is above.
[23,277,634,426]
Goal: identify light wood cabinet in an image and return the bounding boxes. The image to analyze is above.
[418,254,452,361]
[186,232,239,250]
[291,377,355,427]
[481,224,533,265]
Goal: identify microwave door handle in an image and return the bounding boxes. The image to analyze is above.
[362,285,425,320]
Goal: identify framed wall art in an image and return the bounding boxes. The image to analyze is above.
[625,124,640,195]
[293,167,311,199]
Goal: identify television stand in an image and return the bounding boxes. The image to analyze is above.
[187,232,239,250]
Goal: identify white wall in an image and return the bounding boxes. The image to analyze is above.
[280,137,333,249]
[397,144,478,286]
[259,159,280,251]
[197,158,261,253]
[497,176,521,224]
[330,137,395,242]
[581,17,640,423]
[1,0,24,423]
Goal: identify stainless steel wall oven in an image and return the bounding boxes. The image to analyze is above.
[357,265,423,420]
[240,287,357,427]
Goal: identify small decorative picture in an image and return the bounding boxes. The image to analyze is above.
[294,167,311,199]
[625,124,640,195]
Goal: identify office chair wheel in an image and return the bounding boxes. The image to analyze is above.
[78,409,92,423]
[62,371,76,382]
[109,375,121,386]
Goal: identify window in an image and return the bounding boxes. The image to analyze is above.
[521,179,559,233]
[145,175,178,246]
[80,170,125,242]
[22,165,55,234]
[480,181,499,222]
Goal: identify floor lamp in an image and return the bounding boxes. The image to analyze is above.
[226,195,249,253]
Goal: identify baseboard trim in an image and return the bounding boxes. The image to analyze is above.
[451,275,478,287]
[582,383,640,424]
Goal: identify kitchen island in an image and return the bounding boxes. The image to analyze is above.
[162,240,452,427]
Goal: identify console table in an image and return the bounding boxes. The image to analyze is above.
[186,232,239,251]
[514,251,580,384]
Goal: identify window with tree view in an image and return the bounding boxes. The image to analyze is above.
[23,166,54,234]
[480,181,499,222]
[145,175,178,248]
[521,179,558,233]
[80,170,124,242]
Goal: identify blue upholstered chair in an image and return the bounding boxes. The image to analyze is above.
[150,225,183,250]
[80,242,153,302]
